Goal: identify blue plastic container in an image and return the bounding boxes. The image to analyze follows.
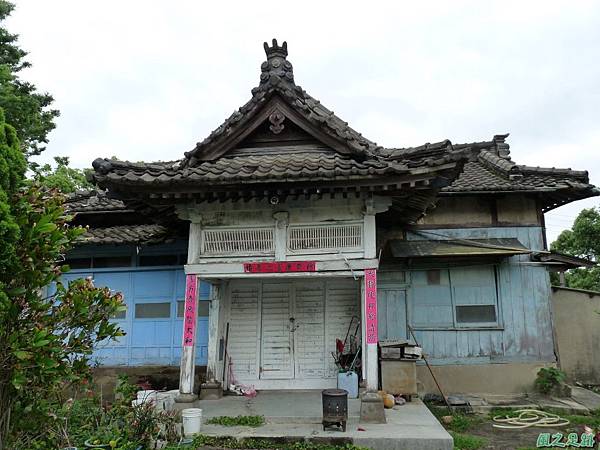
[337,371,358,398]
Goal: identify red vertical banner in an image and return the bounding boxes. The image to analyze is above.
[183,274,197,347]
[365,269,378,344]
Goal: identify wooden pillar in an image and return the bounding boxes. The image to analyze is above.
[177,274,199,402]
[363,269,379,391]
[362,199,380,390]
[177,221,202,402]
[206,282,222,382]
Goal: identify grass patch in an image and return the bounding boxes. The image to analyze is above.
[451,432,486,450]
[191,434,369,449]
[427,405,485,433]
[205,415,266,427]
[488,407,520,419]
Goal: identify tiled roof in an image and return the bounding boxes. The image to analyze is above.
[444,144,592,193]
[93,149,471,187]
[183,39,379,165]
[89,41,597,213]
[78,224,169,245]
[65,190,128,213]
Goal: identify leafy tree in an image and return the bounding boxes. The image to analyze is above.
[0,1,59,157]
[33,156,94,193]
[0,108,124,449]
[551,207,600,291]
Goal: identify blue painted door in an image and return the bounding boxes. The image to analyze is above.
[377,287,408,341]
[57,268,209,366]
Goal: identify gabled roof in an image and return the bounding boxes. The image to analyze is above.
[182,40,380,165]
[90,40,597,219]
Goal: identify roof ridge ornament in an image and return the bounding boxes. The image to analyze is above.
[260,39,294,86]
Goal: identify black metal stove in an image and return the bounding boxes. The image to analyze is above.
[322,388,348,431]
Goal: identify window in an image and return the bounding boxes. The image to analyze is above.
[410,266,500,328]
[456,305,496,323]
[93,256,132,268]
[139,255,179,266]
[451,266,498,326]
[177,300,210,318]
[287,223,363,252]
[64,258,92,269]
[410,270,454,327]
[202,228,274,255]
[134,302,171,319]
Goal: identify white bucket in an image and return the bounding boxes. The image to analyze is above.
[181,408,202,436]
[131,398,144,407]
[137,389,157,403]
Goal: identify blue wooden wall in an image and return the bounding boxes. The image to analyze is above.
[59,267,210,366]
[378,226,555,365]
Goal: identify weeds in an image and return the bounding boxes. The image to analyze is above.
[205,415,266,427]
[451,432,486,450]
[191,434,369,449]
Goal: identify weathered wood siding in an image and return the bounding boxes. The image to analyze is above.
[417,196,540,227]
[381,226,555,365]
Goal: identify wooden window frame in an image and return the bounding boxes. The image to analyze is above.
[409,265,502,330]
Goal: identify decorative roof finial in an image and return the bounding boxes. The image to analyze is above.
[264,39,288,59]
[259,39,294,85]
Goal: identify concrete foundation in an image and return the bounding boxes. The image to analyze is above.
[181,390,452,450]
[416,361,554,396]
[92,366,206,400]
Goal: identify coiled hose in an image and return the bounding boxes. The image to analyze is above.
[492,409,570,429]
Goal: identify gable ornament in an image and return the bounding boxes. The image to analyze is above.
[269,110,285,134]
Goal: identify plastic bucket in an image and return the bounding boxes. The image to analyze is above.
[181,408,202,436]
[137,390,157,403]
[156,392,175,411]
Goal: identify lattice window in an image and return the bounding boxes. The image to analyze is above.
[288,223,363,252]
[202,228,274,255]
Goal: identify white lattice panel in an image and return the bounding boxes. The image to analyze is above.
[202,228,274,255]
[287,223,363,253]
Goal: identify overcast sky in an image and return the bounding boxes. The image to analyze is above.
[8,0,600,242]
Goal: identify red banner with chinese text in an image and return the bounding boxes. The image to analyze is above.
[182,274,197,347]
[243,261,316,273]
[365,269,378,344]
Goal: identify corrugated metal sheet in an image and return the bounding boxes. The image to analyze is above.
[389,238,530,258]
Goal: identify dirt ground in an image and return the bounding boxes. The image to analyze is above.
[467,421,588,450]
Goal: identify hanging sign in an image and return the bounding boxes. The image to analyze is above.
[182,274,197,347]
[365,269,378,344]
[243,261,316,273]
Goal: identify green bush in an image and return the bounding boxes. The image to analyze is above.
[534,367,566,394]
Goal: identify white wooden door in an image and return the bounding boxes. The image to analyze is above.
[227,281,260,382]
[260,282,294,379]
[294,280,326,379]
[227,278,359,388]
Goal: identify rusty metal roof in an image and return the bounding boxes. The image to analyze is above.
[389,238,530,258]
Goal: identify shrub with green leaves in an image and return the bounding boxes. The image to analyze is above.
[534,367,566,394]
[0,108,124,449]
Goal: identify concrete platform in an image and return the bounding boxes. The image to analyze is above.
[177,390,452,450]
